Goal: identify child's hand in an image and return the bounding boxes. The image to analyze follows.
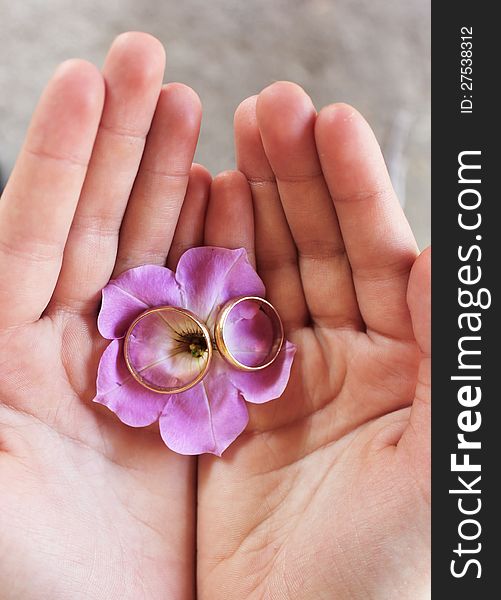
[0,33,206,599]
[197,83,430,599]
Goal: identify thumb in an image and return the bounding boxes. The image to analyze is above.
[407,246,431,358]
[399,247,431,490]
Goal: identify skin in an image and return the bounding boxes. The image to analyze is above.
[199,88,430,599]
[0,34,430,600]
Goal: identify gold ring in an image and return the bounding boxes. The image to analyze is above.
[214,296,284,371]
[123,306,213,394]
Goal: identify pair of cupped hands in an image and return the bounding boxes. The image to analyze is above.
[0,33,430,599]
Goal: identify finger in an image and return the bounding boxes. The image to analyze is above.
[234,96,308,331]
[315,103,419,339]
[167,163,212,270]
[407,248,431,358]
[204,170,255,268]
[50,32,166,312]
[256,82,361,329]
[114,83,202,274]
[0,60,104,328]
[399,247,431,491]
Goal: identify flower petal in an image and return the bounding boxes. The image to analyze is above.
[225,341,296,404]
[93,339,168,426]
[159,367,249,456]
[223,303,274,367]
[175,247,265,324]
[98,265,182,339]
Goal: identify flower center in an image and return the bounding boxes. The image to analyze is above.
[184,333,208,358]
[167,320,211,362]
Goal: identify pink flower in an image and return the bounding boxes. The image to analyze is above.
[94,247,296,456]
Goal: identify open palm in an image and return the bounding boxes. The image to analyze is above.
[198,84,430,599]
[0,35,430,600]
[0,34,209,599]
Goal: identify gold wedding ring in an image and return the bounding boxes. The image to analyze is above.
[123,306,213,395]
[124,297,284,394]
[214,296,284,372]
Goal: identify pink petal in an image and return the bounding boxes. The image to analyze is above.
[225,341,297,404]
[93,339,168,426]
[159,365,249,456]
[224,304,274,367]
[98,265,182,339]
[175,247,265,324]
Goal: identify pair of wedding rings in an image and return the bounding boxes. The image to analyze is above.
[124,296,284,395]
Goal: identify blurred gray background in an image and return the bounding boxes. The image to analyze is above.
[0,0,430,247]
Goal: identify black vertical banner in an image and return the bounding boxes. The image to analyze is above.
[433,1,498,596]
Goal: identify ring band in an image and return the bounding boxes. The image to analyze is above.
[123,297,284,394]
[124,306,213,395]
[214,296,284,371]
